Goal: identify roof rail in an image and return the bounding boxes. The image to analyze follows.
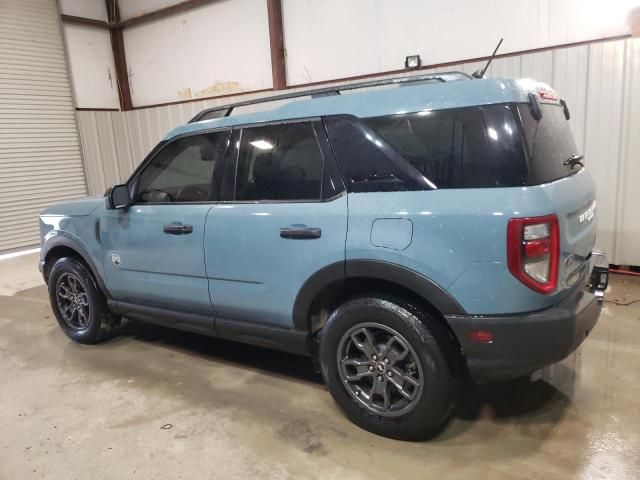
[189,71,472,123]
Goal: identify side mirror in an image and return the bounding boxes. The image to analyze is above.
[106,184,131,209]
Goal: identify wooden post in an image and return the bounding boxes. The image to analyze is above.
[106,0,133,111]
[266,0,286,90]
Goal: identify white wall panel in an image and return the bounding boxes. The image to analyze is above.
[582,40,627,261]
[123,0,272,107]
[77,38,640,265]
[62,24,119,109]
[282,0,635,86]
[616,39,640,265]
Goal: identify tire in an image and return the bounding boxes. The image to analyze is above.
[47,257,120,344]
[319,296,458,440]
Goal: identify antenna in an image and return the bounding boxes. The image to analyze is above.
[472,38,504,79]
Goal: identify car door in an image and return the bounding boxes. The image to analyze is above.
[204,120,347,329]
[100,130,230,326]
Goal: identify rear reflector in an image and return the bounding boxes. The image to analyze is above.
[507,214,559,294]
[468,331,494,344]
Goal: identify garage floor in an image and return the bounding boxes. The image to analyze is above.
[1,254,639,479]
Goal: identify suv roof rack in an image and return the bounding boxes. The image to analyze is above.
[189,71,472,123]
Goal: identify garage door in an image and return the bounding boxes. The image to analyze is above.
[0,0,87,253]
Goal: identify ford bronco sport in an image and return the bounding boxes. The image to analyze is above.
[39,72,608,440]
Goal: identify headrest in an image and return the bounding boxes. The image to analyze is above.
[252,153,273,179]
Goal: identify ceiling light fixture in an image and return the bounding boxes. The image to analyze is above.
[250,140,274,150]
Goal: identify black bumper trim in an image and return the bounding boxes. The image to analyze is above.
[447,251,607,383]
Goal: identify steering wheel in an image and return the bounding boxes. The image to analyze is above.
[140,188,173,202]
[176,185,208,202]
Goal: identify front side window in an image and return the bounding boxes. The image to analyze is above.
[235,122,323,201]
[136,131,230,203]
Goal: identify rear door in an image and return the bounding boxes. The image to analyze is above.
[516,103,597,293]
[204,120,347,328]
[101,130,230,322]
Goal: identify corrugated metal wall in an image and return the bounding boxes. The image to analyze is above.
[76,37,640,265]
[0,0,87,253]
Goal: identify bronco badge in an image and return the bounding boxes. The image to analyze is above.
[579,201,596,224]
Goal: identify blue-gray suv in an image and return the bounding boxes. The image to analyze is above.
[39,72,609,440]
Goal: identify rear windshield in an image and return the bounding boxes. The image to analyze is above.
[516,103,581,184]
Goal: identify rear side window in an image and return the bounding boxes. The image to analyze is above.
[235,122,323,201]
[364,108,497,188]
[517,103,580,184]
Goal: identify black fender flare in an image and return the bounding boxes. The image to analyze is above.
[41,235,112,299]
[292,259,466,331]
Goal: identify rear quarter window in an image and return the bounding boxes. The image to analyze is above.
[364,108,498,188]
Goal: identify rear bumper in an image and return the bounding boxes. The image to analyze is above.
[447,250,608,383]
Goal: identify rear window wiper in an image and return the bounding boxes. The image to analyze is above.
[563,154,584,169]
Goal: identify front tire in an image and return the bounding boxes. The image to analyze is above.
[319,297,457,440]
[48,257,119,344]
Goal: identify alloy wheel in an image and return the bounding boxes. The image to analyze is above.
[55,273,91,330]
[337,322,424,417]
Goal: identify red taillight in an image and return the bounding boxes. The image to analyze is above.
[507,214,559,294]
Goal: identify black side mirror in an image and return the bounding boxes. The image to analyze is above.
[106,184,131,209]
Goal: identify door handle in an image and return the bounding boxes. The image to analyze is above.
[163,223,193,235]
[280,227,321,239]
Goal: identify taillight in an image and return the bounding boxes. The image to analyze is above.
[507,214,559,294]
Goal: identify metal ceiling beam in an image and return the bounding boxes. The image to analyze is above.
[266,0,286,90]
[106,0,133,111]
[60,0,223,30]
[60,14,109,28]
[115,0,220,28]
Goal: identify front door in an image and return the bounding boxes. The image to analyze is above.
[101,130,230,321]
[204,120,348,328]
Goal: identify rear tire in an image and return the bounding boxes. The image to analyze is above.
[319,296,458,440]
[48,257,120,344]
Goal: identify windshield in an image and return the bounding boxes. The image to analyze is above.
[517,103,581,184]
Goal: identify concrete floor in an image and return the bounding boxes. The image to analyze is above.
[1,253,639,479]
